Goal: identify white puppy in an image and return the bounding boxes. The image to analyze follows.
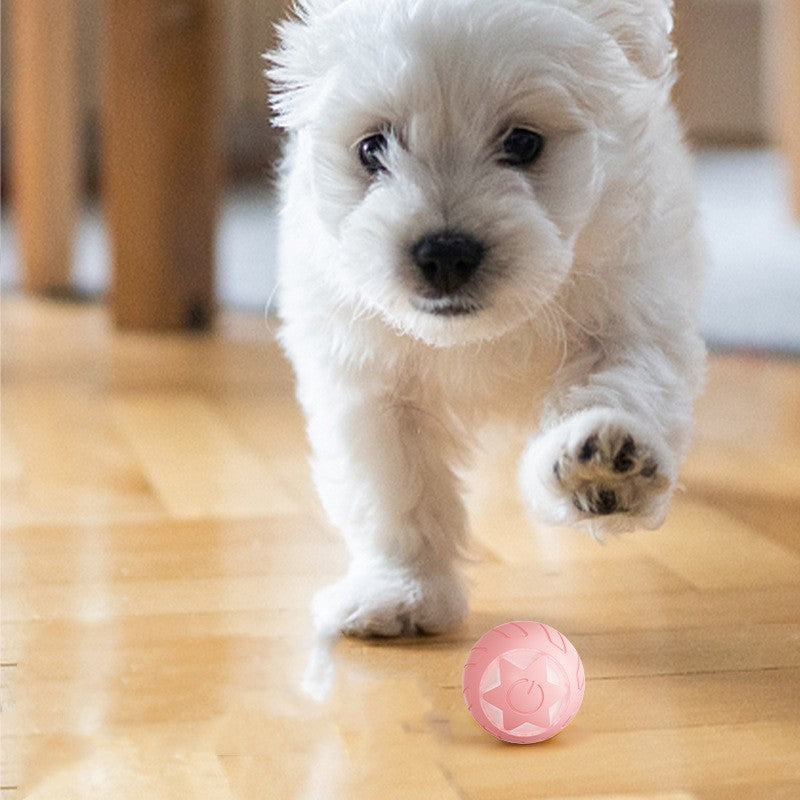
[269,0,706,639]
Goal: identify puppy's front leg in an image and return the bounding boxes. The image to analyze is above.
[304,387,469,638]
[520,334,704,535]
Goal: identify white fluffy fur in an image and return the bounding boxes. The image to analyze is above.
[269,0,706,639]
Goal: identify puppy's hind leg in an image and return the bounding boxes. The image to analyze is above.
[304,386,470,638]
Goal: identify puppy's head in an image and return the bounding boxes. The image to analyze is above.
[269,0,675,346]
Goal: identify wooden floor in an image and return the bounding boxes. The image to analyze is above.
[2,296,799,799]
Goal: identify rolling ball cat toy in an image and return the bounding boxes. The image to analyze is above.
[462,621,585,743]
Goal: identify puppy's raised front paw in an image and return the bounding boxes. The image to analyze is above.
[554,421,668,516]
[521,408,676,532]
[312,563,467,639]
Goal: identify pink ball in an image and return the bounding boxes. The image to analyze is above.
[462,620,585,744]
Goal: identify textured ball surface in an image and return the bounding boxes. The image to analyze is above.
[462,620,585,744]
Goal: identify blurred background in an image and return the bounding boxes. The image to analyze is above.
[1,0,799,349]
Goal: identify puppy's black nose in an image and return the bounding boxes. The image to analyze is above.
[411,231,485,297]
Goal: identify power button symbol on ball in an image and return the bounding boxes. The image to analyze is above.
[462,621,585,744]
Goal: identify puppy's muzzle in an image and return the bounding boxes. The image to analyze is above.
[411,231,485,299]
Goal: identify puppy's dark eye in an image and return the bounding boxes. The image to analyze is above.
[500,128,544,167]
[357,133,388,174]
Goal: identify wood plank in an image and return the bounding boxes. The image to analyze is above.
[436,722,799,798]
[110,395,299,518]
[633,497,800,589]
[1,386,163,528]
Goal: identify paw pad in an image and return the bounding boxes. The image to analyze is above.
[611,436,636,473]
[573,486,620,515]
[553,422,667,519]
[578,434,599,463]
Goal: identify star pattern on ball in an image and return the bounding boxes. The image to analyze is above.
[482,654,568,731]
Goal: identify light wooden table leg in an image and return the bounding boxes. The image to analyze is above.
[10,0,80,294]
[775,1,800,221]
[103,0,222,330]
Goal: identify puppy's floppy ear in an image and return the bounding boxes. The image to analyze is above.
[265,0,348,129]
[581,0,676,84]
